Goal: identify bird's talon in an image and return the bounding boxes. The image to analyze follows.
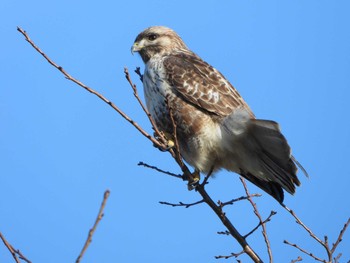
[166,139,175,149]
[187,170,200,190]
[187,177,200,190]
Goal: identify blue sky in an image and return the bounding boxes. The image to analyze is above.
[1,1,350,262]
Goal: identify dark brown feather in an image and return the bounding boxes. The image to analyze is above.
[163,51,254,118]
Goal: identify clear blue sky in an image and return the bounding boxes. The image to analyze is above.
[1,1,350,262]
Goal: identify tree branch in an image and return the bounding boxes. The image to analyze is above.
[284,240,325,262]
[138,161,183,179]
[0,232,31,263]
[159,200,205,208]
[218,193,262,208]
[17,27,166,152]
[76,190,110,263]
[240,177,274,262]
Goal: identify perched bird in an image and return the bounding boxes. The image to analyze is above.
[131,26,306,203]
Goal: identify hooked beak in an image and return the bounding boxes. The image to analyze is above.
[131,42,142,55]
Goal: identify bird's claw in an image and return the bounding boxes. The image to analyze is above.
[187,170,201,190]
[153,139,175,152]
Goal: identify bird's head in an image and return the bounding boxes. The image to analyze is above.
[131,26,188,63]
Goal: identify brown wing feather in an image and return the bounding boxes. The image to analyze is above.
[163,51,254,118]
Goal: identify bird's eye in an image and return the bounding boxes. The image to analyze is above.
[148,34,158,41]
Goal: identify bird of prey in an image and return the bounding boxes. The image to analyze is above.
[131,26,306,203]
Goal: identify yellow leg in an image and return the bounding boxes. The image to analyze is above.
[187,169,200,190]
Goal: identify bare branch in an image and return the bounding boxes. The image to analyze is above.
[331,217,350,254]
[16,27,165,151]
[282,204,325,248]
[217,230,230,235]
[282,208,350,263]
[138,161,183,179]
[244,211,277,239]
[0,232,21,263]
[159,200,205,208]
[76,190,110,263]
[240,177,273,262]
[333,253,342,263]
[201,167,214,187]
[0,232,31,263]
[290,256,303,263]
[284,240,325,262]
[218,194,262,208]
[215,250,245,260]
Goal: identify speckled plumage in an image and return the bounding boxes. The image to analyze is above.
[132,26,306,203]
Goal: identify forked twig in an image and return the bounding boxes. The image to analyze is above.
[76,190,110,263]
[240,177,274,262]
[244,211,276,239]
[218,194,261,208]
[284,240,324,262]
[0,232,31,263]
[283,203,350,263]
[331,218,350,254]
[0,233,20,263]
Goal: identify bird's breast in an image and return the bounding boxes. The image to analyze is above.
[143,60,224,173]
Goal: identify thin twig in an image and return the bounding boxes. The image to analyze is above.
[76,190,110,263]
[0,232,21,263]
[215,250,245,259]
[124,68,168,148]
[0,232,32,263]
[14,250,31,263]
[283,202,350,262]
[333,253,342,263]
[217,230,230,235]
[284,240,325,262]
[218,194,261,208]
[138,161,183,179]
[159,200,205,208]
[331,218,350,254]
[244,211,277,239]
[290,256,303,263]
[282,204,325,247]
[201,167,214,186]
[240,177,273,262]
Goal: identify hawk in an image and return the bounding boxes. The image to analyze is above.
[131,26,306,203]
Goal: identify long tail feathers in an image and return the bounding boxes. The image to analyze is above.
[224,116,308,203]
[245,119,307,202]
